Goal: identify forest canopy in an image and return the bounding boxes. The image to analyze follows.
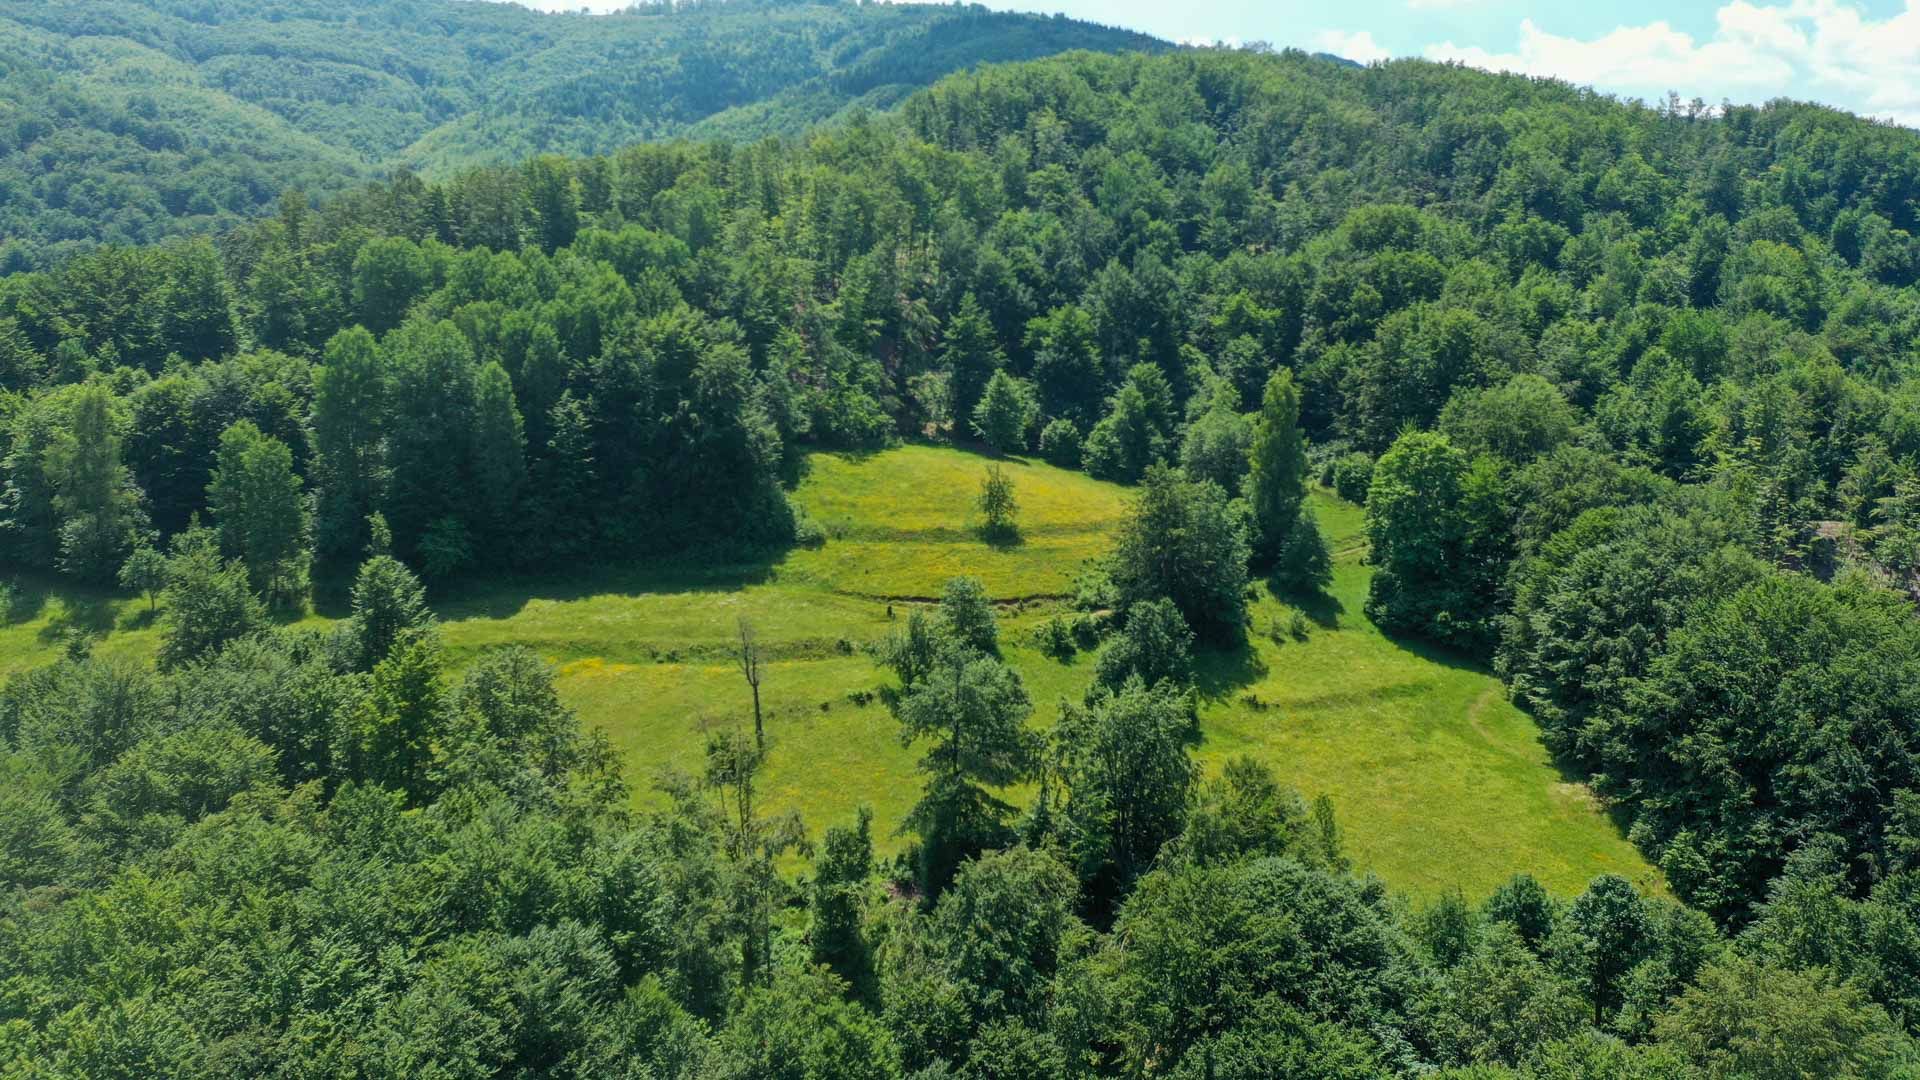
[9,36,1920,1078]
[0,0,1163,269]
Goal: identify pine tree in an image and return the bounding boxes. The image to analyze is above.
[898,643,1035,896]
[943,293,1004,433]
[470,361,527,559]
[971,370,1036,454]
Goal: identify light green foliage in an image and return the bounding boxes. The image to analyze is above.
[207,420,309,609]
[1364,431,1505,651]
[1654,956,1912,1079]
[1246,367,1308,563]
[1438,374,1580,466]
[311,327,390,562]
[0,2,1162,266]
[1330,453,1374,505]
[1082,384,1166,483]
[1273,504,1334,594]
[155,528,267,672]
[348,554,435,672]
[978,465,1019,543]
[898,642,1036,895]
[704,728,808,987]
[943,293,1005,430]
[352,237,435,334]
[711,966,896,1080]
[930,845,1082,1026]
[117,545,167,612]
[19,35,1920,1072]
[973,370,1038,454]
[1180,386,1253,493]
[1420,925,1590,1068]
[1093,599,1195,692]
[938,576,1000,657]
[45,383,142,584]
[811,806,875,990]
[1038,418,1084,469]
[350,635,451,801]
[471,361,528,556]
[0,448,1659,901]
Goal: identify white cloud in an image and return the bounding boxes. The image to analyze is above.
[1424,1,1920,127]
[1315,29,1392,64]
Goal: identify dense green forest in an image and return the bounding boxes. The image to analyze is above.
[0,0,1162,269]
[8,38,1920,1077]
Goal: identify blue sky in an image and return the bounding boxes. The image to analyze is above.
[518,1,1920,127]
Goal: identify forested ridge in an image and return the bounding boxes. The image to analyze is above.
[0,0,1163,269]
[7,42,1920,1076]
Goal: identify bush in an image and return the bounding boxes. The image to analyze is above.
[793,510,828,548]
[1332,452,1375,504]
[1310,438,1354,487]
[1038,614,1076,659]
[1039,418,1083,468]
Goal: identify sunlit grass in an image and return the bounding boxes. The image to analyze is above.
[0,443,1660,900]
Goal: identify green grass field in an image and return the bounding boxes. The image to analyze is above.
[0,444,1661,900]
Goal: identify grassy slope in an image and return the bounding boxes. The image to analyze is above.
[0,445,1660,900]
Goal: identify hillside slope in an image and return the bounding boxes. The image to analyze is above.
[0,0,1164,268]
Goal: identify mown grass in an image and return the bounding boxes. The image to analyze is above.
[1213,496,1662,899]
[0,444,1660,900]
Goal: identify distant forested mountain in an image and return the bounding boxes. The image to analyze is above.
[0,0,1165,268]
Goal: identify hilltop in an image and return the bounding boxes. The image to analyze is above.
[0,0,1165,267]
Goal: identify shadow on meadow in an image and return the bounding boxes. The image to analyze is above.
[1277,583,1346,629]
[419,551,788,624]
[1193,632,1269,702]
[36,592,116,644]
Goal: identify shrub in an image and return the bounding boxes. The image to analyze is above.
[1038,614,1076,659]
[1039,418,1083,468]
[1332,452,1375,504]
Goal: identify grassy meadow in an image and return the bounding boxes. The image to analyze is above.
[0,444,1661,900]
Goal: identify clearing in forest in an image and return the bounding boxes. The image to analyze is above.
[0,444,1659,899]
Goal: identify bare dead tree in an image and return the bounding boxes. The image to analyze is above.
[738,616,764,748]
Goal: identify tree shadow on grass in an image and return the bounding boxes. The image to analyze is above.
[409,548,789,624]
[1274,583,1344,629]
[1193,632,1268,703]
[1380,627,1499,679]
[38,594,117,644]
[979,525,1024,551]
[3,580,49,626]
